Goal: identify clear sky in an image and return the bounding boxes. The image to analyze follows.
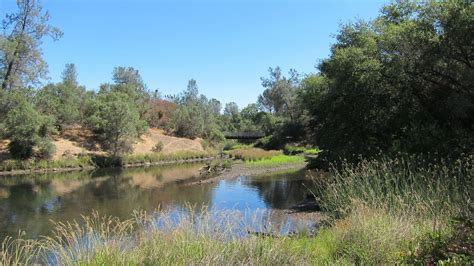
[1,0,387,108]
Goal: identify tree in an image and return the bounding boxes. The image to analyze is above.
[104,66,150,121]
[257,67,299,120]
[112,66,144,88]
[209,98,222,115]
[185,79,199,102]
[0,0,62,90]
[61,63,78,87]
[224,102,239,117]
[240,103,259,122]
[168,79,222,139]
[35,64,86,129]
[300,0,474,161]
[2,91,55,159]
[89,91,146,156]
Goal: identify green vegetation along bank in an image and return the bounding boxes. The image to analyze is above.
[0,151,216,175]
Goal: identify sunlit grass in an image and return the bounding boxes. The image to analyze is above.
[229,148,281,161]
[244,154,306,167]
[303,148,321,155]
[284,145,322,155]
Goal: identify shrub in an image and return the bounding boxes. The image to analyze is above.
[8,140,34,159]
[37,140,56,159]
[152,141,164,152]
[283,145,305,155]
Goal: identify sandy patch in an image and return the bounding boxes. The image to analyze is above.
[133,128,204,154]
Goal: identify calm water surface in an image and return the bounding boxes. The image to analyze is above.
[0,163,314,240]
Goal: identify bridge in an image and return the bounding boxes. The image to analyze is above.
[224,131,265,140]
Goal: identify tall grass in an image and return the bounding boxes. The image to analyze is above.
[121,150,216,165]
[312,155,472,219]
[309,154,473,264]
[229,148,281,161]
[0,156,93,172]
[0,209,317,265]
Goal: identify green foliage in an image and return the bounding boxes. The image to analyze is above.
[244,155,305,167]
[402,218,474,264]
[0,156,93,172]
[254,134,284,150]
[152,141,164,152]
[258,67,300,120]
[305,155,473,264]
[37,139,56,159]
[300,0,474,162]
[168,79,222,139]
[35,82,86,129]
[89,90,147,156]
[121,151,215,165]
[223,141,253,151]
[312,155,472,220]
[7,140,34,160]
[304,148,321,155]
[0,0,63,90]
[283,145,321,155]
[2,93,56,159]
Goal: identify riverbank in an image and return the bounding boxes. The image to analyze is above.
[0,151,216,176]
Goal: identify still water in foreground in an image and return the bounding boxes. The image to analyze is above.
[0,163,315,241]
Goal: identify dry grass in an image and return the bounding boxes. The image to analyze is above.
[0,209,318,265]
[229,148,282,161]
[133,128,204,155]
[0,126,205,162]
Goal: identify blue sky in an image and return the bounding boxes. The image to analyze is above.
[1,0,387,108]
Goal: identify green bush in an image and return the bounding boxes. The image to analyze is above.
[152,141,164,152]
[37,140,56,159]
[8,140,35,159]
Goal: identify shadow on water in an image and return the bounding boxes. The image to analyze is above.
[0,164,316,241]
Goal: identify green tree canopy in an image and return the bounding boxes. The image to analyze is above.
[1,89,55,159]
[89,91,147,156]
[0,0,62,90]
[300,0,474,161]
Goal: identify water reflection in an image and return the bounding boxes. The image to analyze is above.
[0,165,314,240]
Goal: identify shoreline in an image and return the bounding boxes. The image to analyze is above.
[0,156,216,177]
[183,161,308,186]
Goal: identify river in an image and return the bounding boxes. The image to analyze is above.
[0,162,316,241]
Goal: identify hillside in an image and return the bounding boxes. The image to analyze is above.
[0,127,204,161]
